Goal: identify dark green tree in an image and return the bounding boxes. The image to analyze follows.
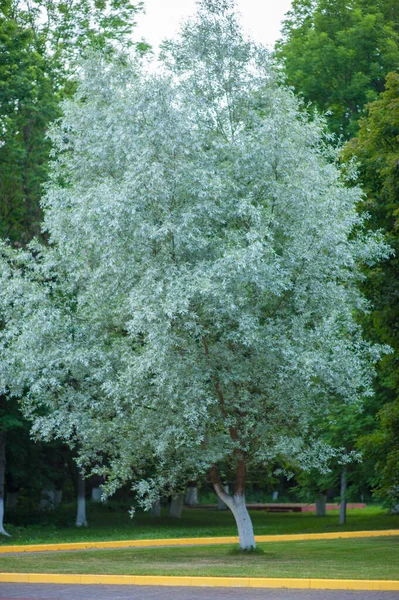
[343,71,399,508]
[276,0,399,139]
[0,0,145,244]
[0,4,60,243]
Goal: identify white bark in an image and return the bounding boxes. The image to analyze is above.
[185,485,198,506]
[315,493,326,516]
[0,432,10,535]
[40,488,55,510]
[0,498,11,537]
[228,494,255,550]
[76,473,87,527]
[55,489,63,505]
[169,494,184,518]
[339,468,347,525]
[272,491,279,501]
[213,482,255,550]
[150,499,161,517]
[76,496,87,526]
[91,487,102,502]
[217,485,229,510]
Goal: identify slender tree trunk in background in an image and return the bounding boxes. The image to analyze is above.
[75,471,87,527]
[211,461,255,550]
[6,491,18,509]
[91,487,102,502]
[339,468,347,525]
[0,432,11,536]
[169,494,184,518]
[40,488,56,510]
[315,492,326,516]
[150,499,161,517]
[185,483,198,506]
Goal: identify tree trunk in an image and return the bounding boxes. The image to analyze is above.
[339,468,347,525]
[315,492,326,516]
[55,489,63,505]
[40,488,56,510]
[211,461,255,550]
[0,432,10,536]
[217,484,229,510]
[169,494,184,518]
[91,487,102,502]
[150,499,161,517]
[229,493,255,549]
[6,491,18,509]
[76,472,87,527]
[185,483,198,506]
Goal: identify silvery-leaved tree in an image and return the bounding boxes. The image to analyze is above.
[0,0,390,549]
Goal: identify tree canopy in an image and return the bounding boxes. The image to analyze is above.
[276,0,399,139]
[343,71,399,508]
[0,4,59,243]
[0,0,390,548]
[0,0,145,245]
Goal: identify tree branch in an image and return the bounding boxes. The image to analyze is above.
[209,464,233,508]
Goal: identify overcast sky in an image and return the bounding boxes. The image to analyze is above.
[134,0,293,51]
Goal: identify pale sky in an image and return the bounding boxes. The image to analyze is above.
[135,0,293,51]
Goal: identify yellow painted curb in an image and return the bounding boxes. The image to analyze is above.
[256,530,399,543]
[0,573,399,590]
[0,530,398,554]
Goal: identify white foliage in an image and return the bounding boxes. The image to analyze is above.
[0,0,391,504]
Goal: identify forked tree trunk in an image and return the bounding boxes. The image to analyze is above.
[0,432,10,536]
[76,472,87,527]
[211,461,255,550]
[217,484,229,510]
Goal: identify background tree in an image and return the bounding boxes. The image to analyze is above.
[0,3,60,243]
[294,402,369,519]
[0,0,145,245]
[275,0,399,139]
[0,0,145,532]
[0,0,389,550]
[343,71,399,508]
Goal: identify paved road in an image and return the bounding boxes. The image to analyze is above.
[0,585,398,600]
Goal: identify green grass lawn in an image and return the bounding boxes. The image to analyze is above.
[0,504,398,546]
[0,537,398,579]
